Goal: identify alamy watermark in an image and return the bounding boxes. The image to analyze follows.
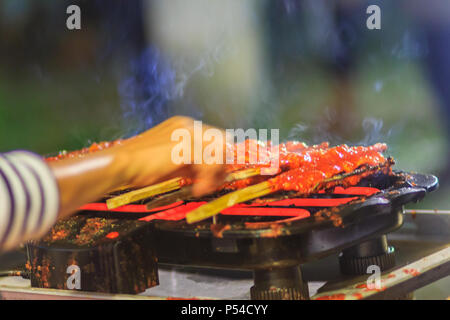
[66,5,81,30]
[66,264,81,290]
[171,121,280,175]
[367,265,382,290]
[65,4,379,31]
[367,5,381,30]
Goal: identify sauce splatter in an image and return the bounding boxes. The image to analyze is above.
[210,224,231,238]
[353,293,363,299]
[403,268,420,276]
[106,231,119,239]
[316,294,346,300]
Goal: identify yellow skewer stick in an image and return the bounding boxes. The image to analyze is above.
[186,181,272,224]
[225,167,261,182]
[108,167,266,210]
[106,177,183,209]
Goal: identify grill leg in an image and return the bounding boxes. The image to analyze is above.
[250,265,309,300]
[339,235,396,275]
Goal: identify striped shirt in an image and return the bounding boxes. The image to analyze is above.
[0,151,59,252]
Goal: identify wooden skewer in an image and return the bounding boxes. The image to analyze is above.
[186,181,272,224]
[186,160,395,224]
[145,167,276,210]
[145,168,270,210]
[106,177,184,209]
[146,186,194,210]
[113,168,260,195]
[108,167,266,210]
[225,167,262,182]
[311,159,394,193]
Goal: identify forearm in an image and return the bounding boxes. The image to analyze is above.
[45,116,227,219]
[0,117,226,252]
[48,149,132,219]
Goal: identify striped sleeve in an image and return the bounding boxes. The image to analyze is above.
[0,151,59,252]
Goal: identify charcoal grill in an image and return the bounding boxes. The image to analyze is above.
[25,170,438,299]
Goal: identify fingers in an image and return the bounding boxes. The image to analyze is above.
[191,164,227,197]
[119,116,230,193]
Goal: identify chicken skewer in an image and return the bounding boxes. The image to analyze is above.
[47,139,388,215]
[145,167,267,210]
[106,167,269,210]
[107,142,332,209]
[186,144,390,223]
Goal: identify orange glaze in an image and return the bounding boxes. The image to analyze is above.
[179,177,193,187]
[105,231,119,239]
[211,142,387,191]
[316,294,347,300]
[269,144,388,192]
[221,142,331,190]
[355,283,386,292]
[403,268,420,277]
[225,139,272,172]
[224,140,325,172]
[45,140,124,161]
[353,293,363,300]
[46,139,389,196]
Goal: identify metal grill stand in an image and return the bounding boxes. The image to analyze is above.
[339,235,396,275]
[250,265,309,300]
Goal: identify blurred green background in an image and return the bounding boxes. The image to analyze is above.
[0,0,449,210]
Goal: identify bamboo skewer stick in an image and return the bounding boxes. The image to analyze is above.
[146,186,194,210]
[311,159,394,193]
[113,167,262,195]
[106,177,183,209]
[108,167,267,210]
[109,160,387,213]
[111,184,133,193]
[145,167,272,210]
[186,181,272,224]
[225,167,262,182]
